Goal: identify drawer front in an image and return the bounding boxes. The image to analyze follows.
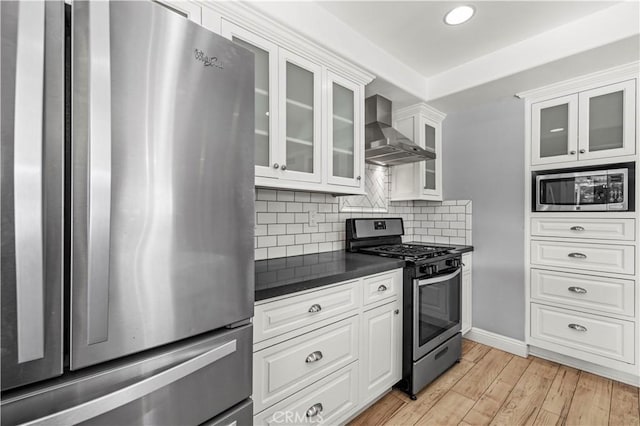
[531,218,635,241]
[254,362,358,426]
[530,240,635,275]
[254,280,360,343]
[531,303,634,363]
[362,269,401,307]
[531,269,635,317]
[253,316,358,413]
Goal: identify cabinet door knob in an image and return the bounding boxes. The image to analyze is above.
[378,284,388,292]
[281,164,287,171]
[305,351,323,363]
[579,149,586,154]
[394,309,400,315]
[568,323,587,332]
[570,226,585,231]
[273,163,279,169]
[357,176,362,180]
[308,304,322,313]
[306,403,323,418]
[568,286,588,294]
[570,150,576,155]
[568,252,587,259]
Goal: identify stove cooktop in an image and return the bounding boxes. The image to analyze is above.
[358,243,454,262]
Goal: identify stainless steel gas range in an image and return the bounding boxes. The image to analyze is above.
[346,218,471,399]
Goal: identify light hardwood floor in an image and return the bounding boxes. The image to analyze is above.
[349,339,640,426]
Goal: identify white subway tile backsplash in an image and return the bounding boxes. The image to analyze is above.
[255,189,472,259]
[268,224,287,235]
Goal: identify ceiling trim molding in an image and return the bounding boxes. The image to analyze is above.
[198,0,375,85]
[424,2,640,102]
[516,61,639,101]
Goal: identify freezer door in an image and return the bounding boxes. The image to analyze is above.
[1,325,252,425]
[71,0,255,369]
[0,1,64,390]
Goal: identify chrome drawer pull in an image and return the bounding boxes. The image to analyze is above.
[568,286,588,294]
[305,351,323,363]
[568,252,587,259]
[570,226,585,231]
[378,284,388,292]
[308,304,322,313]
[306,403,323,418]
[568,323,588,332]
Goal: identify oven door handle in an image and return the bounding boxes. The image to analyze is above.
[416,268,461,287]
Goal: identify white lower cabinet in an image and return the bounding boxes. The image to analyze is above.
[530,303,635,366]
[253,362,359,426]
[461,253,472,334]
[252,268,403,425]
[359,301,402,408]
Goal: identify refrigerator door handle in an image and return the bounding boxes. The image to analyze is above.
[13,0,46,364]
[22,339,238,425]
[86,0,113,345]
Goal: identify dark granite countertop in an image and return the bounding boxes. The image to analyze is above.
[255,250,406,301]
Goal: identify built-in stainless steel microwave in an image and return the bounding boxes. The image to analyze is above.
[533,163,635,212]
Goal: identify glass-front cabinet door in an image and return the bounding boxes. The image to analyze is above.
[531,94,578,165]
[422,120,441,199]
[327,72,362,188]
[279,50,322,183]
[578,80,636,160]
[221,21,280,179]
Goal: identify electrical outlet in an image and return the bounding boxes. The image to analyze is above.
[309,210,319,227]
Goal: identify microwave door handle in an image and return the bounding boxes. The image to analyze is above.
[417,268,461,287]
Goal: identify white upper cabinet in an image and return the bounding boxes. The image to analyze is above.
[390,104,445,201]
[153,0,202,22]
[220,22,280,179]
[279,50,323,183]
[327,72,363,189]
[531,80,636,165]
[219,19,370,194]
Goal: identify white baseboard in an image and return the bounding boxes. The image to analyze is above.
[464,327,529,358]
[529,346,640,387]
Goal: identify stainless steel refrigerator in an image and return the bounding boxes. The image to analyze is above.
[1,1,255,424]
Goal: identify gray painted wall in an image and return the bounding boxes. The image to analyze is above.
[442,97,526,340]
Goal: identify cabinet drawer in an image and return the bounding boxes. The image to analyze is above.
[253,316,358,413]
[254,280,360,343]
[531,218,635,241]
[253,362,359,426]
[362,269,401,307]
[530,240,635,275]
[531,269,635,317]
[531,303,634,364]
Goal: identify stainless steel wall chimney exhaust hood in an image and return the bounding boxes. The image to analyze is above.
[364,95,435,166]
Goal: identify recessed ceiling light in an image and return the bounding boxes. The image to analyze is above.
[444,5,475,26]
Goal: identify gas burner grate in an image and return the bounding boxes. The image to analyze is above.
[360,244,452,260]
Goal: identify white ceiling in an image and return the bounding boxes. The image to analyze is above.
[317,1,621,77]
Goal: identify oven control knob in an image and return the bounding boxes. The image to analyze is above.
[446,258,461,268]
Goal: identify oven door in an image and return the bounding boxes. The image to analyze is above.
[413,268,461,360]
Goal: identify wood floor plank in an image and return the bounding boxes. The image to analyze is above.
[453,348,513,401]
[565,372,612,426]
[414,391,476,426]
[539,365,580,422]
[462,339,477,356]
[489,357,559,426]
[532,409,560,426]
[609,381,640,426]
[462,355,532,425]
[462,342,491,364]
[349,391,405,426]
[383,359,475,426]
